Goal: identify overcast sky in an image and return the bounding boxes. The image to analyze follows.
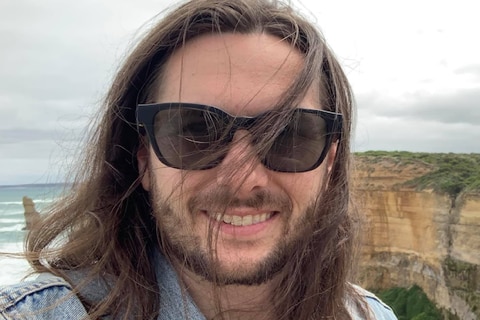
[1,0,479,185]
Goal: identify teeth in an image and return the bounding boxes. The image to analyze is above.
[209,212,273,226]
[242,215,253,226]
[223,215,232,223]
[231,216,242,226]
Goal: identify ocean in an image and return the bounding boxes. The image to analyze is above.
[0,184,65,286]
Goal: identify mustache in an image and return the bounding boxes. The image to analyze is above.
[187,187,293,213]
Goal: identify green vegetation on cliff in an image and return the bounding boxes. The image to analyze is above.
[375,285,458,320]
[356,151,480,197]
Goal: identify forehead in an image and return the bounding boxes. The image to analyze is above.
[154,33,319,115]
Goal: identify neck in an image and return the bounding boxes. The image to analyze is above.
[178,266,278,320]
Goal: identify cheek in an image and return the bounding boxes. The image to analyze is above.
[279,171,325,210]
[147,158,181,198]
[148,159,215,203]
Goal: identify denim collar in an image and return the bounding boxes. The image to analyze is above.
[154,251,205,320]
[64,250,205,320]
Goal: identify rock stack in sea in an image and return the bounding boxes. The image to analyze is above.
[22,196,40,230]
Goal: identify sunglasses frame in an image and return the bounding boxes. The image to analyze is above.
[136,102,343,172]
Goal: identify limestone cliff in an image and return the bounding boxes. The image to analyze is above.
[355,153,480,319]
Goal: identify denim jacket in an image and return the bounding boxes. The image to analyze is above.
[0,253,397,319]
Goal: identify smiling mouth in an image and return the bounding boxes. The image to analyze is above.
[206,212,276,226]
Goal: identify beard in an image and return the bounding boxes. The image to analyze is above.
[150,177,317,286]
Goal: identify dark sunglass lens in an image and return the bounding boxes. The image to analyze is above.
[153,108,228,169]
[264,111,327,172]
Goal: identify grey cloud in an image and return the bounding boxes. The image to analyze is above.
[354,115,480,153]
[0,158,59,185]
[0,129,58,144]
[399,89,480,125]
[355,88,480,153]
[0,95,93,132]
[0,127,84,145]
[357,88,480,126]
[0,27,110,102]
[2,0,479,184]
[455,64,480,79]
[0,1,123,106]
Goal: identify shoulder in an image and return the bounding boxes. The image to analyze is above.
[349,284,398,320]
[0,273,88,320]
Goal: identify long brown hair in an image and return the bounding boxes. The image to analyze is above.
[26,0,365,319]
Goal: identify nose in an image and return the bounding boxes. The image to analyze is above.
[216,130,270,196]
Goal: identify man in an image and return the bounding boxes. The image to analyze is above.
[0,0,396,319]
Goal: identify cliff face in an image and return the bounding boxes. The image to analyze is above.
[355,156,480,319]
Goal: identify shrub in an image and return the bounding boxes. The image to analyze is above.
[355,151,480,197]
[375,285,445,319]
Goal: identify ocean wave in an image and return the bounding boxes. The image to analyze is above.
[31,198,57,204]
[0,201,23,205]
[0,206,23,213]
[0,217,24,224]
[0,210,24,219]
[0,258,32,286]
[0,241,24,251]
[0,224,25,232]
[0,198,56,205]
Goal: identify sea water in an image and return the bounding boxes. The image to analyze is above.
[0,184,64,285]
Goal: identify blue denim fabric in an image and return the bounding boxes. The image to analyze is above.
[0,253,397,319]
[349,285,398,320]
[0,274,88,319]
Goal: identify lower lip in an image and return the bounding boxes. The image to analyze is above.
[203,212,278,237]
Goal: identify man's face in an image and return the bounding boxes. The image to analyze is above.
[138,33,336,285]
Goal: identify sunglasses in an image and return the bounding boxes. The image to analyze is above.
[136,103,342,172]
